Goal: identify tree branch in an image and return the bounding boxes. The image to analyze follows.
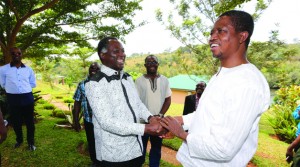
[10,0,60,46]
[6,0,20,19]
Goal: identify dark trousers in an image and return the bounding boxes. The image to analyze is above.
[10,103,35,145]
[142,134,162,167]
[84,120,101,165]
[99,156,143,167]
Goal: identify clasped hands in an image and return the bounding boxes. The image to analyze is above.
[145,116,167,136]
[145,115,186,140]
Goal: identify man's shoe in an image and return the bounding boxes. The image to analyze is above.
[28,145,36,151]
[14,142,22,148]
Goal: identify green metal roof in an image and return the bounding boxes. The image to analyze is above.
[168,74,210,91]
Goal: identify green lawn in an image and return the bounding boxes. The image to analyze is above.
[0,81,292,166]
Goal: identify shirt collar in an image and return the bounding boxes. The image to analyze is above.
[89,65,129,82]
[101,64,124,77]
[10,62,26,68]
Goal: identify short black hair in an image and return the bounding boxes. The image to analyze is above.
[97,37,118,55]
[197,81,206,87]
[219,10,254,48]
[144,54,158,63]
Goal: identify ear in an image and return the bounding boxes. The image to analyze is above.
[239,31,249,44]
[99,52,105,60]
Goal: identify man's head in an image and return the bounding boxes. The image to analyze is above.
[88,62,100,77]
[196,81,206,96]
[209,10,253,60]
[97,37,126,71]
[144,55,159,75]
[10,47,22,64]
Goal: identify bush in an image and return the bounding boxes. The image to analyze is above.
[43,104,55,110]
[267,85,300,143]
[52,109,71,118]
[37,99,47,104]
[63,98,74,103]
[55,96,63,99]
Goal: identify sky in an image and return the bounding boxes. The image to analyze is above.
[121,0,300,56]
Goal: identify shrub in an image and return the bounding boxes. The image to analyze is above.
[55,96,63,99]
[63,98,74,103]
[52,109,71,118]
[37,99,47,104]
[43,104,55,110]
[267,85,300,143]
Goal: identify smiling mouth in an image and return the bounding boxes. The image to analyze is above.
[117,59,124,64]
[210,43,219,48]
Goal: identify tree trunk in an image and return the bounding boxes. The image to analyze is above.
[1,47,11,65]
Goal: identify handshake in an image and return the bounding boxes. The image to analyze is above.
[144,115,184,139]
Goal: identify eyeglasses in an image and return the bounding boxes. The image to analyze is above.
[145,61,158,65]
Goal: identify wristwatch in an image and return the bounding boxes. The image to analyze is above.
[158,113,164,118]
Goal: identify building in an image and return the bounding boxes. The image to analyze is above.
[168,74,209,104]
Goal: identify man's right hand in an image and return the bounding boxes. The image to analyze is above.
[145,121,167,136]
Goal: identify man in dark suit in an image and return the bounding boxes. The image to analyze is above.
[183,81,206,115]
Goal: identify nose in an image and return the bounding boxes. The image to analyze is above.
[209,31,217,43]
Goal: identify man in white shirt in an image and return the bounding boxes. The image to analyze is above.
[135,55,171,167]
[85,37,166,167]
[160,10,270,166]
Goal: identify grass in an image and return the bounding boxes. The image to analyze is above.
[0,81,291,166]
[0,109,90,166]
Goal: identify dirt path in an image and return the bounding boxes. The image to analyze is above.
[42,94,69,111]
[146,142,180,165]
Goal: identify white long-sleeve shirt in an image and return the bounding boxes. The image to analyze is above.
[177,64,270,167]
[85,65,152,162]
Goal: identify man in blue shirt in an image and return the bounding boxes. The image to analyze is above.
[73,62,101,166]
[0,47,36,151]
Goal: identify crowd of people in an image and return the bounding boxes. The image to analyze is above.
[0,10,287,167]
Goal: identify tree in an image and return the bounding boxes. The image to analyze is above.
[156,0,272,75]
[248,31,299,88]
[70,47,96,75]
[0,0,143,64]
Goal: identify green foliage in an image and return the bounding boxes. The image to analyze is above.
[43,104,55,110]
[248,32,300,88]
[52,109,66,118]
[128,71,143,81]
[0,106,90,166]
[267,85,300,143]
[155,0,272,76]
[63,98,74,103]
[37,99,47,104]
[0,0,143,64]
[55,96,63,99]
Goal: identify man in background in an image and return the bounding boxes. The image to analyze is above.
[135,55,171,167]
[73,62,101,166]
[183,81,206,115]
[0,47,36,151]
